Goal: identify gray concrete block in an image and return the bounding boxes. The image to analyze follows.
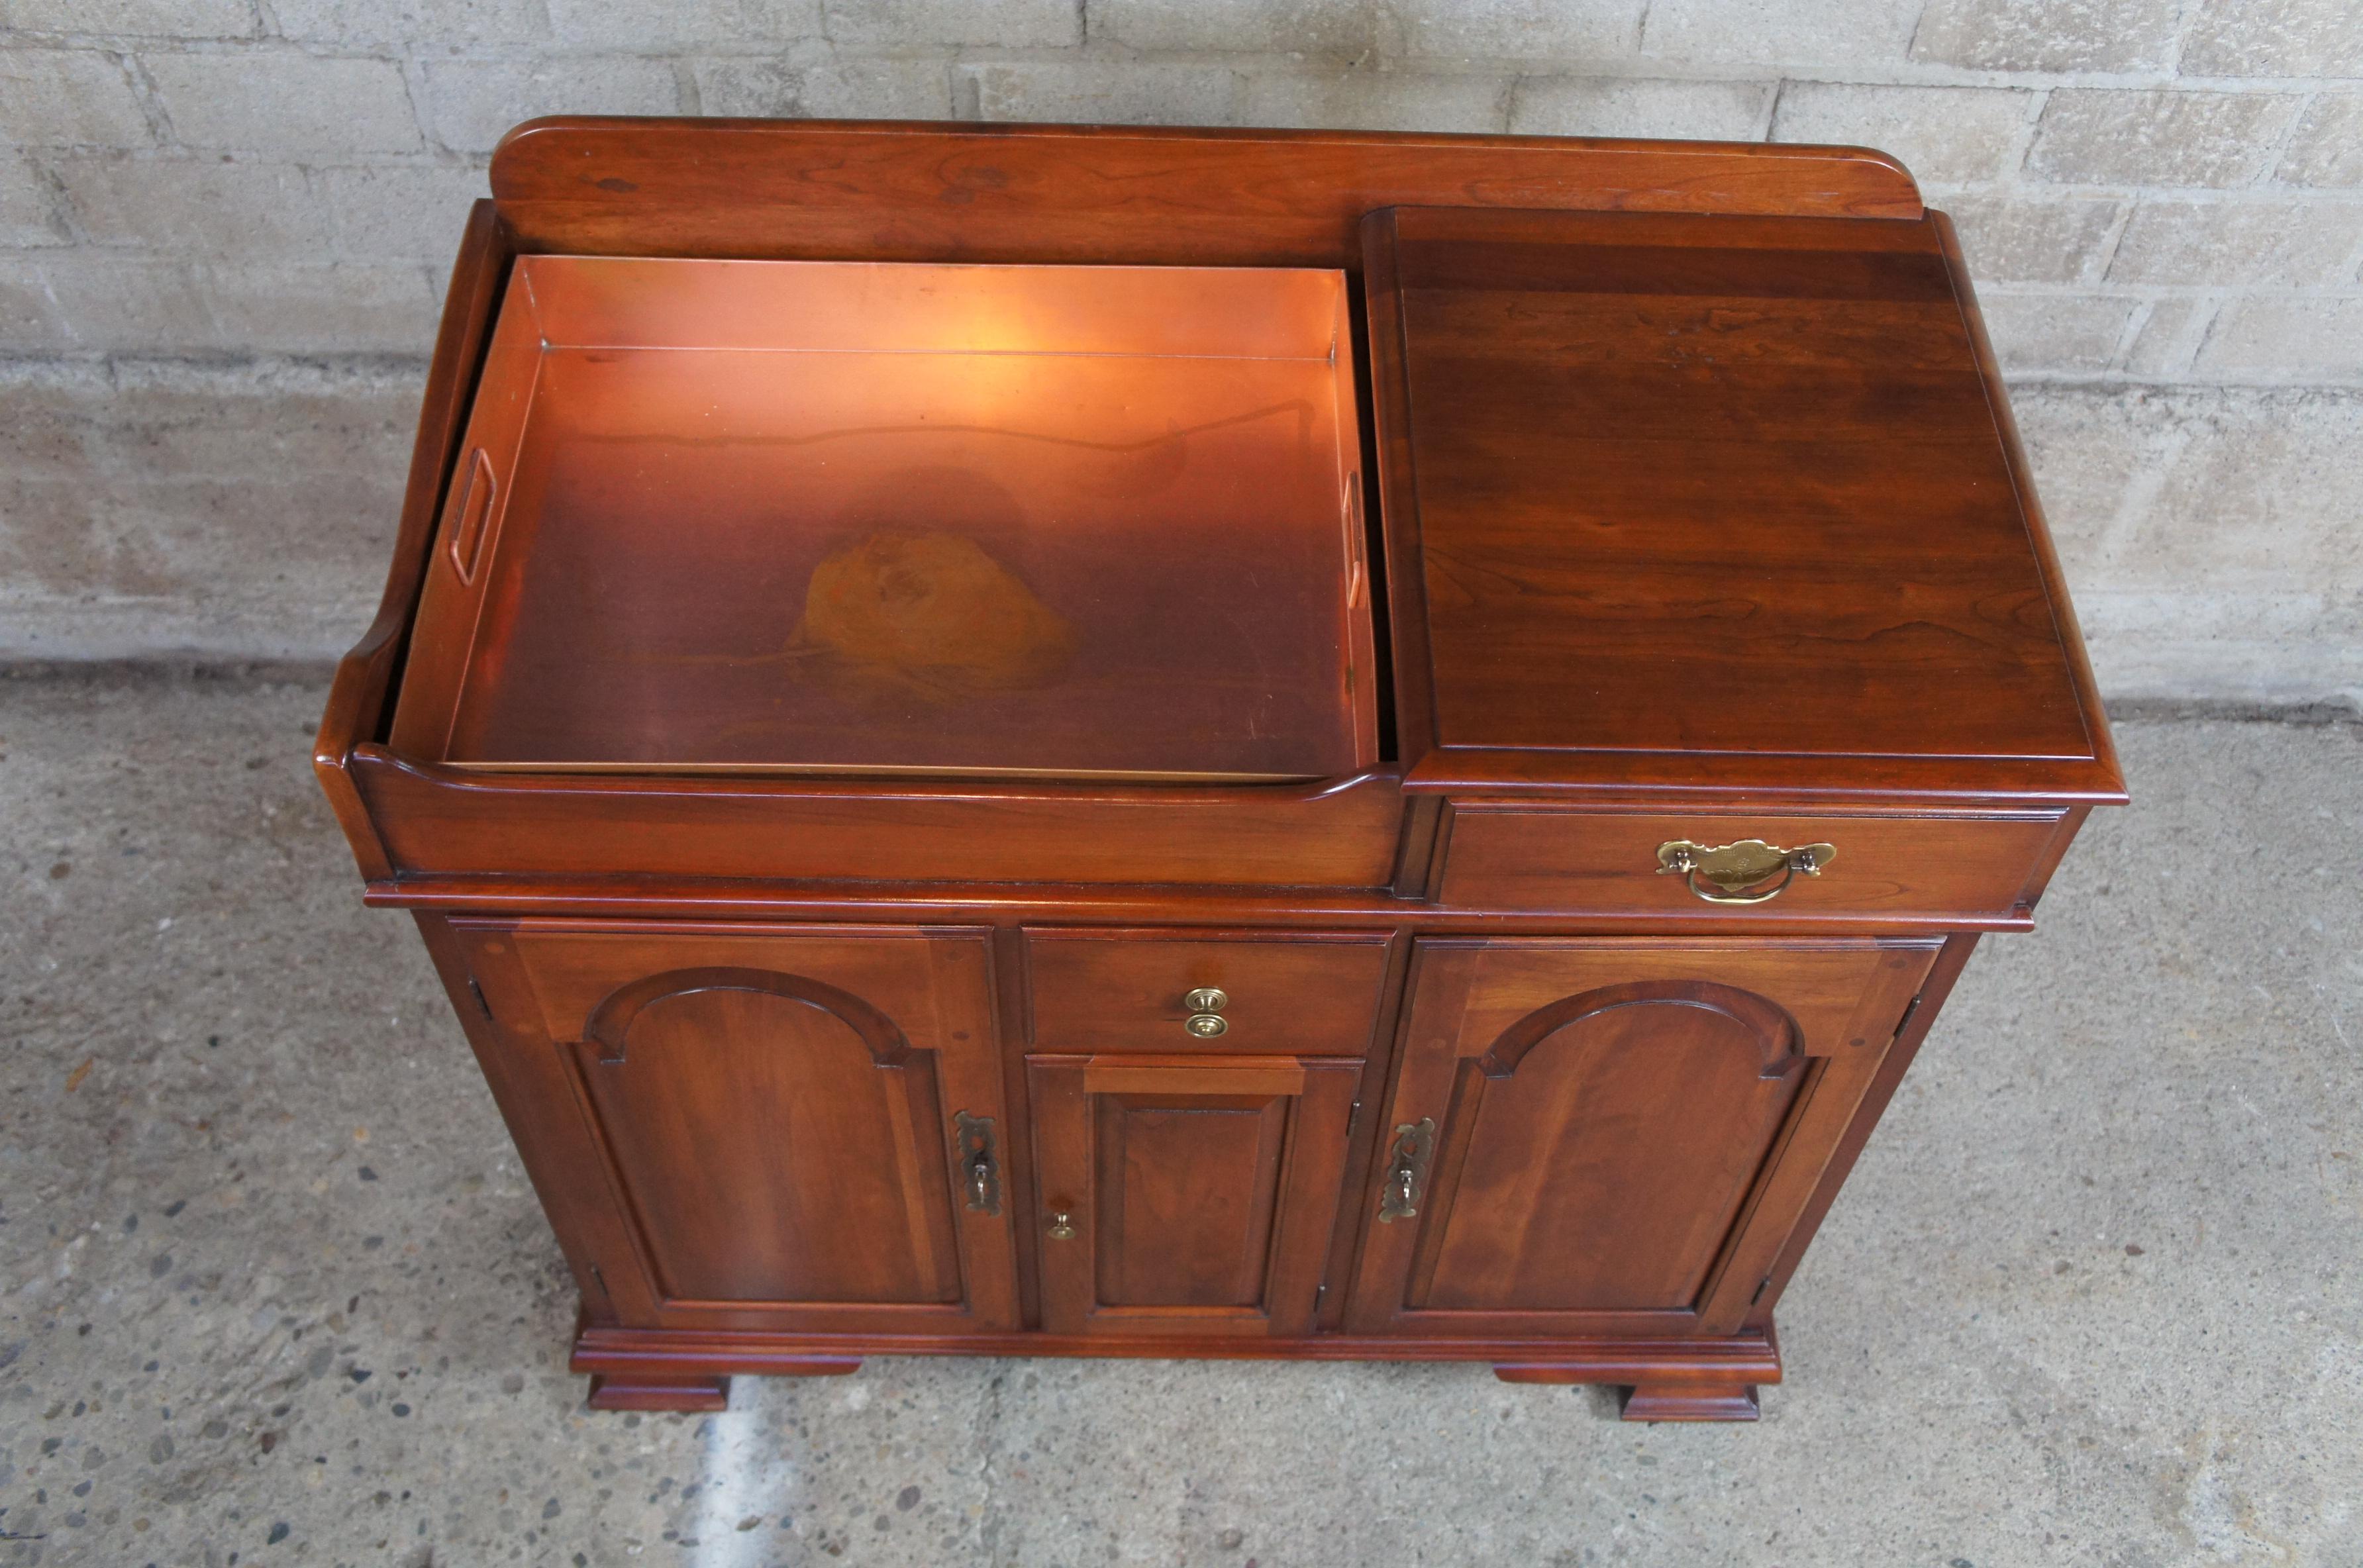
[1909,0,2184,72]
[0,358,417,654]
[266,0,552,46]
[2195,298,2363,381]
[56,153,332,254]
[1642,0,1920,65]
[2119,298,2215,377]
[694,52,954,120]
[1976,291,2135,375]
[0,151,68,246]
[0,259,68,350]
[1388,0,1640,60]
[823,0,1078,47]
[2277,94,2363,188]
[0,48,154,148]
[2107,197,2363,288]
[142,51,422,155]
[1091,0,1369,54]
[415,55,679,155]
[1508,75,1771,140]
[544,0,822,49]
[958,60,1240,125]
[1938,193,2123,285]
[2027,89,2301,188]
[2183,0,2363,77]
[2012,383,2363,699]
[202,261,438,354]
[1772,81,2033,185]
[319,163,490,264]
[1239,68,1509,132]
[1,0,257,36]
[33,253,218,351]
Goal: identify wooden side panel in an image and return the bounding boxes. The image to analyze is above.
[1031,1054,1361,1338]
[491,120,1924,266]
[1347,938,1933,1338]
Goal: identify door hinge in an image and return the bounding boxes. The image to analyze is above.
[465,975,494,1022]
[1750,1274,1773,1307]
[1891,993,1925,1044]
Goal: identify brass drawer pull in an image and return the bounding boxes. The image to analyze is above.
[1182,987,1230,1037]
[1657,839,1835,905]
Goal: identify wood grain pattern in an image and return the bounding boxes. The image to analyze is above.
[1024,929,1392,1055]
[490,119,1923,268]
[312,124,2121,1421]
[1029,1053,1362,1338]
[1362,204,2125,805]
[1437,805,2072,918]
[1346,938,1933,1338]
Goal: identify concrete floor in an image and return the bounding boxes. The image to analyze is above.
[1,673,2358,1568]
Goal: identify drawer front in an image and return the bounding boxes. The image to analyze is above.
[1025,929,1392,1056]
[1438,806,2073,918]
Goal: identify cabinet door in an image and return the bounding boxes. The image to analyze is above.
[479,922,1018,1335]
[1029,1054,1362,1338]
[1345,938,1934,1338]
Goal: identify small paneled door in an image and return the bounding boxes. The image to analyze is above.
[1345,938,1936,1338]
[462,922,1021,1335]
[1027,1054,1363,1338]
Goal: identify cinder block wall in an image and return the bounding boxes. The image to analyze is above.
[3,1,2359,705]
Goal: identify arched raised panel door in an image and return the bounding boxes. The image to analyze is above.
[1344,938,1936,1340]
[499,925,1018,1336]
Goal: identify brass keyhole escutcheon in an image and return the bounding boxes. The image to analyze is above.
[1183,987,1229,1013]
[1183,1012,1229,1038]
[1046,1210,1076,1240]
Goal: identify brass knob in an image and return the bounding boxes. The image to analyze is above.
[1183,1012,1229,1038]
[1046,1210,1075,1240]
[1183,987,1229,1013]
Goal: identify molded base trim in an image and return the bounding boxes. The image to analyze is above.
[585,1372,730,1412]
[1621,1382,1762,1422]
[571,1322,1780,1398]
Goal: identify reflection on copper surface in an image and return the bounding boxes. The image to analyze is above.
[389,256,1376,782]
[791,530,1078,705]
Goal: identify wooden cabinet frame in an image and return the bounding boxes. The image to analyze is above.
[319,121,2122,1422]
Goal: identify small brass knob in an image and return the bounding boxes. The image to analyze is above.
[1183,987,1229,1013]
[1046,1210,1075,1240]
[1183,1012,1229,1038]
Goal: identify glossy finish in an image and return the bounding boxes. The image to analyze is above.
[314,120,2125,1425]
[391,256,1373,782]
[1364,204,2123,805]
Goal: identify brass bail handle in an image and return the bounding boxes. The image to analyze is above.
[1656,839,1836,905]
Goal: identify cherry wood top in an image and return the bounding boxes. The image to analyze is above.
[489,119,1923,268]
[1364,205,2123,804]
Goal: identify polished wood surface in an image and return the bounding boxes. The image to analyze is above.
[1362,204,2123,804]
[389,256,1374,781]
[491,921,1022,1334]
[315,121,2122,1422]
[491,119,1924,269]
[1346,938,1933,1337]
[1030,1053,1361,1337]
[1023,929,1391,1055]
[1436,805,2077,918]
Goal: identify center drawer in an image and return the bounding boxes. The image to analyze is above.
[1023,929,1392,1055]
